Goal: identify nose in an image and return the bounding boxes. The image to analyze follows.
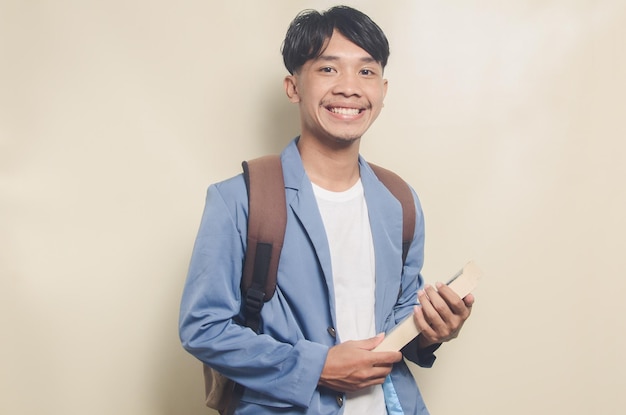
[332,72,362,97]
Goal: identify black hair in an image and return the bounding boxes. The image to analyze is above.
[281,6,390,74]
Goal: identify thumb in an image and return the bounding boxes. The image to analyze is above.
[363,333,386,350]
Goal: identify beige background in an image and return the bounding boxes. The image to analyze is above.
[2,0,625,414]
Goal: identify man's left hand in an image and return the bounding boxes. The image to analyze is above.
[413,283,474,349]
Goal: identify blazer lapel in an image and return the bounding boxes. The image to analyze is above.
[281,140,337,322]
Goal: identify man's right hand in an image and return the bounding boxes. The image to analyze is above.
[318,334,402,392]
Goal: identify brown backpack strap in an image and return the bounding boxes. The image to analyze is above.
[368,163,416,265]
[240,155,286,332]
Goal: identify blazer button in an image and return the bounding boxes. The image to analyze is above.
[335,394,344,407]
[327,326,336,338]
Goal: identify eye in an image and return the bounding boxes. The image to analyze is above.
[320,66,335,73]
[360,68,375,76]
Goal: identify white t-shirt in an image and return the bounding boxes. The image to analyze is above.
[313,179,386,415]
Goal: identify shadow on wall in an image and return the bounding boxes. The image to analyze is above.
[152,77,300,415]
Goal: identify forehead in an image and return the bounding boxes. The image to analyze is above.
[314,30,378,64]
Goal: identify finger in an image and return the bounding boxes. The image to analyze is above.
[413,306,438,343]
[435,283,470,317]
[423,285,455,325]
[371,350,403,365]
[416,288,439,324]
[366,365,395,381]
[356,371,391,388]
[412,304,427,330]
[356,333,386,351]
[413,305,438,340]
[419,287,466,341]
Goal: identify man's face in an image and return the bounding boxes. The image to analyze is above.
[284,31,388,146]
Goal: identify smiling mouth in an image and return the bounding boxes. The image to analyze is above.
[327,106,362,116]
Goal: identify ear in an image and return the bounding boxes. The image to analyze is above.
[284,75,300,103]
[382,78,389,100]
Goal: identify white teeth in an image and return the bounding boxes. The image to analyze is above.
[330,107,360,115]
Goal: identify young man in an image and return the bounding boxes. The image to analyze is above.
[179,6,474,415]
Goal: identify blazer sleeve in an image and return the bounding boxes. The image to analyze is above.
[178,177,328,408]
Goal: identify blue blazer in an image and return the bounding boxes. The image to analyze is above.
[180,139,433,414]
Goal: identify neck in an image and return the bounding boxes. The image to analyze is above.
[297,134,361,192]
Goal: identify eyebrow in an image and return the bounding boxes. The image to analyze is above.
[316,55,378,64]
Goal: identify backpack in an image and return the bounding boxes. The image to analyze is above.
[203,155,416,415]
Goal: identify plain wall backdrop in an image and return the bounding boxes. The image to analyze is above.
[2,1,625,414]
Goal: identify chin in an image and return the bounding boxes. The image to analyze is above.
[330,135,361,145]
[327,128,366,143]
